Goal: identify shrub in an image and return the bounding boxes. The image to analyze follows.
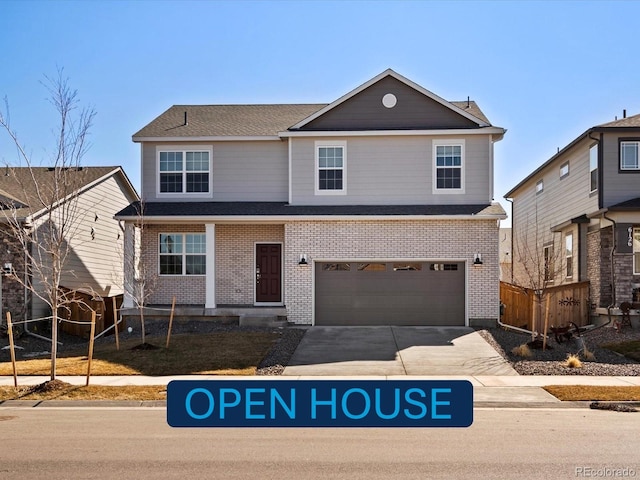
[511,344,533,358]
[565,354,583,368]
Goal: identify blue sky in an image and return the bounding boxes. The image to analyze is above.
[2,0,640,225]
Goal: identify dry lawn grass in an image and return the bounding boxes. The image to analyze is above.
[0,384,166,401]
[0,332,279,376]
[544,385,640,401]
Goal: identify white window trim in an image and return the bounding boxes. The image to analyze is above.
[432,139,465,194]
[565,233,573,279]
[156,145,213,198]
[158,232,207,276]
[620,141,640,170]
[315,140,347,196]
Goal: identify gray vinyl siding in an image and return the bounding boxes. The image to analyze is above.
[601,132,640,207]
[290,135,492,205]
[510,138,599,286]
[31,173,138,319]
[141,141,288,202]
[300,76,479,131]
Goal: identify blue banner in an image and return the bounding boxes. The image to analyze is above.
[167,380,473,428]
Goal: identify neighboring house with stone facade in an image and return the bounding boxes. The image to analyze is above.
[0,166,139,322]
[505,112,640,315]
[115,69,506,326]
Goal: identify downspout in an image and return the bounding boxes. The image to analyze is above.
[505,197,514,283]
[603,211,617,308]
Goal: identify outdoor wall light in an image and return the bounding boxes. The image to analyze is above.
[2,262,13,275]
[473,253,483,266]
[298,254,309,265]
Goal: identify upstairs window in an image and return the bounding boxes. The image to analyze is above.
[159,233,206,275]
[315,141,346,195]
[434,140,464,192]
[589,144,598,192]
[158,148,211,195]
[560,162,569,178]
[620,141,640,170]
[536,179,544,194]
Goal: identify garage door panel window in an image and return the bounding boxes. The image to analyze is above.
[358,263,386,271]
[393,263,422,271]
[429,263,459,271]
[322,263,351,271]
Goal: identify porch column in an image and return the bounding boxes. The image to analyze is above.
[205,223,216,308]
[122,223,136,308]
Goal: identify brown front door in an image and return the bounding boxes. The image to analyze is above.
[255,244,282,303]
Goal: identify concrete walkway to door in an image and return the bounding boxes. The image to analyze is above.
[282,326,518,376]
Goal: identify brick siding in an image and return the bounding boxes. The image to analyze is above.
[284,219,500,325]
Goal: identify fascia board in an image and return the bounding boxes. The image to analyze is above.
[279,127,505,138]
[114,213,507,223]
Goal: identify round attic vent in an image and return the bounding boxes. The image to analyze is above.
[382,93,397,108]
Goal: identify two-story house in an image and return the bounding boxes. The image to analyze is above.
[0,166,139,325]
[505,113,640,314]
[116,69,506,327]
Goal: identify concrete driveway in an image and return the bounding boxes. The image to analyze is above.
[282,326,518,376]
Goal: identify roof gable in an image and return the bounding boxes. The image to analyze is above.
[0,166,133,219]
[290,69,490,131]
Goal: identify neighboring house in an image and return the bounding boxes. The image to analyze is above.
[0,166,139,321]
[499,227,512,282]
[116,69,506,326]
[505,113,640,311]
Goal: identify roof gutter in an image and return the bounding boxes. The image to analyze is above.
[114,213,508,224]
[279,127,506,139]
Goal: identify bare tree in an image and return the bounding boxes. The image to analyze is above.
[513,212,565,336]
[119,200,157,347]
[0,70,96,380]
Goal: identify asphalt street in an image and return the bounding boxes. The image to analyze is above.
[1,407,638,480]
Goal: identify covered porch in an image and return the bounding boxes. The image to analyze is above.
[121,304,289,327]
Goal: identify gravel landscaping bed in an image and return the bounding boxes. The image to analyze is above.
[478,325,640,376]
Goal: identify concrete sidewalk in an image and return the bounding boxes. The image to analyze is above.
[1,374,639,407]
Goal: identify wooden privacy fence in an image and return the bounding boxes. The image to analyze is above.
[58,289,124,338]
[500,281,590,331]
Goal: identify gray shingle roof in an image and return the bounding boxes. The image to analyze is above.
[0,166,121,219]
[608,197,640,210]
[133,104,327,138]
[133,101,492,139]
[597,113,640,128]
[116,201,505,218]
[450,101,490,125]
